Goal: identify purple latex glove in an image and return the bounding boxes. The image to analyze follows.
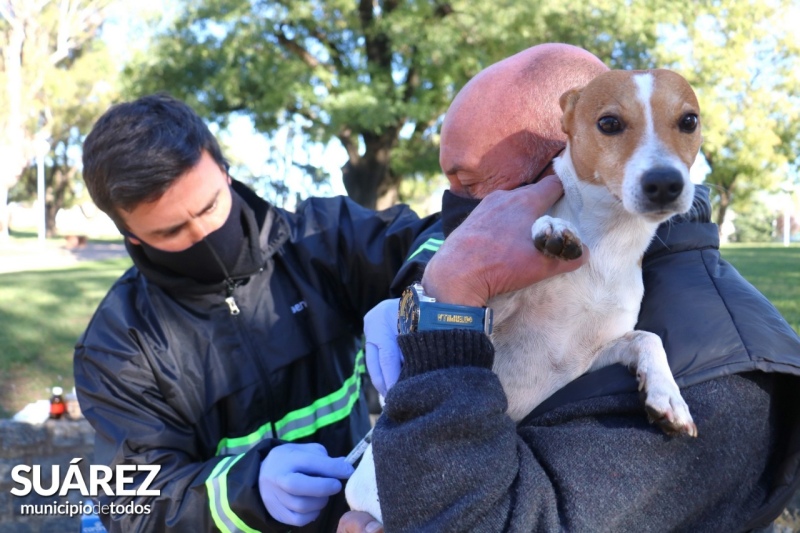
[364,298,403,397]
[259,443,354,527]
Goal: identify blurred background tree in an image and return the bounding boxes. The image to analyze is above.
[0,0,113,240]
[10,37,118,236]
[2,0,798,239]
[122,0,675,210]
[658,1,800,235]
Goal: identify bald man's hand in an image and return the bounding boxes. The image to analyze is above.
[422,175,589,307]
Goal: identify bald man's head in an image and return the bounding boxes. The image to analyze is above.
[441,43,609,198]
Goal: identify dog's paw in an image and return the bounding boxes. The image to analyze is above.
[640,382,698,437]
[531,216,583,260]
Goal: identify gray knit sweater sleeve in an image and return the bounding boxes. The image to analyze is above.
[373,330,778,532]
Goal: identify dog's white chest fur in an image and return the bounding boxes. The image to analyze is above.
[491,153,658,421]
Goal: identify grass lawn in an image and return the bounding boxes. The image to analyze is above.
[0,256,131,418]
[719,243,800,334]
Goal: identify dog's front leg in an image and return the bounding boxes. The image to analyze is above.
[590,331,698,437]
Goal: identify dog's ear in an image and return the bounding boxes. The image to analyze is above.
[559,88,582,135]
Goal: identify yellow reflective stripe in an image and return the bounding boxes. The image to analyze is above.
[206,456,233,532]
[406,237,443,261]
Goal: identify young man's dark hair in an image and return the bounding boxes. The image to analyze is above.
[82,93,228,229]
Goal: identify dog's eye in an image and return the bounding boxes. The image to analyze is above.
[679,113,699,133]
[597,116,623,134]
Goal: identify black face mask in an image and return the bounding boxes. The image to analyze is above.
[441,190,483,237]
[134,188,246,284]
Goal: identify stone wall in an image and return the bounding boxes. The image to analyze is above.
[0,419,94,532]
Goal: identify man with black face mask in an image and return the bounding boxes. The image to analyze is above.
[73,93,452,532]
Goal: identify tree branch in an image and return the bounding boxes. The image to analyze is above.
[434,2,454,17]
[402,45,420,103]
[275,25,321,69]
[360,0,392,71]
[0,2,18,28]
[309,27,346,74]
[50,0,108,65]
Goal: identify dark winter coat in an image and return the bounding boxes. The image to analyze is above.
[74,182,437,533]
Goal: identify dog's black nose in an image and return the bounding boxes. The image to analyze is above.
[642,168,684,205]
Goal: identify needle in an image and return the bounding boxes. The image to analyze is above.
[345,428,374,465]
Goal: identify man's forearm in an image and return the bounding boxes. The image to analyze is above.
[373,330,533,532]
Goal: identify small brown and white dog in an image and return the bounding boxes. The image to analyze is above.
[346,68,702,522]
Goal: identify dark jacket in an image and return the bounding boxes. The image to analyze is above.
[74,182,437,533]
[376,187,800,531]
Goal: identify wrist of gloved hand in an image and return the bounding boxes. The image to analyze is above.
[364,298,403,397]
[258,442,353,527]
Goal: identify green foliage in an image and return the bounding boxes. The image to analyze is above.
[398,172,449,216]
[1,0,118,236]
[10,39,118,206]
[657,1,800,228]
[123,0,800,219]
[730,198,778,243]
[122,0,676,206]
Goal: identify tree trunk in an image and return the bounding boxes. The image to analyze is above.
[341,159,403,210]
[45,202,58,238]
[340,131,401,210]
[341,158,384,209]
[716,188,731,240]
[1,7,31,241]
[46,167,68,236]
[0,186,8,241]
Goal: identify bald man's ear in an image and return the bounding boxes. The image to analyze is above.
[559,87,582,135]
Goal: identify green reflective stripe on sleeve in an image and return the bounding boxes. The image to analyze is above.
[406,237,443,261]
[215,350,365,455]
[275,349,364,441]
[206,455,258,533]
[276,367,361,441]
[216,421,274,456]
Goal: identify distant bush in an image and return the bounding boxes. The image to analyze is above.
[731,201,777,243]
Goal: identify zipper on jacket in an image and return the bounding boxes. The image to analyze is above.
[224,272,279,439]
[223,267,263,316]
[225,281,241,315]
